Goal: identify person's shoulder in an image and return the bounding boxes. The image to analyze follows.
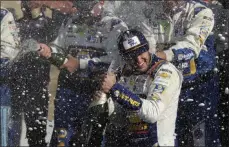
[148,61,175,78]
[157,62,177,74]
[1,7,9,13]
[186,1,213,18]
[156,62,182,79]
[1,7,10,21]
[189,1,212,11]
[154,62,183,87]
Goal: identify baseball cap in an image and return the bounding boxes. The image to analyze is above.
[117,29,149,60]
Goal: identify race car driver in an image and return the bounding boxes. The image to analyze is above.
[100,1,219,146]
[99,29,183,146]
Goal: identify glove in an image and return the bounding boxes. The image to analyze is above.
[172,48,196,76]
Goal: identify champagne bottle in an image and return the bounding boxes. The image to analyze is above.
[84,92,109,147]
[47,53,68,68]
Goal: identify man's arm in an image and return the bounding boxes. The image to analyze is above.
[103,63,183,123]
[40,1,125,72]
[138,63,182,123]
[163,5,215,62]
[38,17,81,72]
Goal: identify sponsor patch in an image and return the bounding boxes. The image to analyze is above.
[159,68,172,74]
[123,36,141,50]
[58,128,67,138]
[178,62,189,69]
[128,122,149,132]
[128,111,141,123]
[151,95,161,102]
[154,76,170,86]
[177,52,194,61]
[203,16,213,21]
[119,92,141,107]
[199,27,209,38]
[127,111,149,133]
[159,72,170,78]
[152,84,166,94]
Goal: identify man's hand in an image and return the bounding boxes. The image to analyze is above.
[155,51,167,60]
[60,55,79,73]
[38,43,52,58]
[101,72,116,93]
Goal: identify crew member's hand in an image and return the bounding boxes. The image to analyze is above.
[60,55,79,73]
[38,43,52,58]
[155,51,167,60]
[101,72,116,93]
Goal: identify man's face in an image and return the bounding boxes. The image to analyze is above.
[126,51,151,73]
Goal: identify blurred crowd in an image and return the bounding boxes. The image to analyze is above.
[1,0,228,147]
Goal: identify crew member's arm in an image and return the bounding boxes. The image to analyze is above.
[38,17,76,71]
[39,24,103,73]
[39,1,125,72]
[157,6,214,74]
[102,63,182,123]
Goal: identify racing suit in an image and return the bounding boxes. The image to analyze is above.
[103,55,183,146]
[0,7,20,147]
[101,1,219,146]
